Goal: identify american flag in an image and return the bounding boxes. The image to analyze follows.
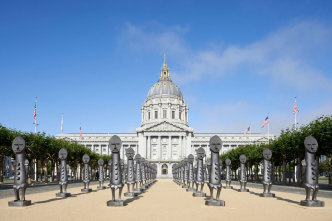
[261,116,269,128]
[244,126,250,135]
[33,98,37,120]
[293,98,299,114]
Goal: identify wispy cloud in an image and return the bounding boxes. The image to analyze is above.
[119,20,332,92]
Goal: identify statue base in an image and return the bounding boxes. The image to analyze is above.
[107,200,126,207]
[56,192,71,197]
[81,188,92,193]
[182,185,188,189]
[124,192,138,197]
[97,186,106,190]
[224,186,233,189]
[193,192,206,197]
[186,187,195,192]
[133,188,141,193]
[8,200,31,207]
[260,192,275,197]
[238,188,249,192]
[205,199,225,207]
[300,200,325,207]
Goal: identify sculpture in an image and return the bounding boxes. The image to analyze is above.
[140,158,146,190]
[193,147,206,197]
[133,154,142,192]
[183,158,189,188]
[186,154,195,192]
[56,148,71,197]
[300,136,324,207]
[8,136,31,207]
[97,158,106,190]
[261,148,275,197]
[238,154,249,192]
[225,158,232,189]
[107,135,126,206]
[124,147,137,197]
[205,135,225,206]
[81,154,92,193]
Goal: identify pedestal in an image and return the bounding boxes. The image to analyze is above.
[81,188,92,193]
[205,199,225,206]
[8,200,31,207]
[56,192,71,197]
[124,192,138,197]
[193,192,206,197]
[238,188,249,192]
[224,186,233,189]
[300,200,325,207]
[186,187,195,192]
[97,186,106,190]
[107,200,126,207]
[260,192,275,197]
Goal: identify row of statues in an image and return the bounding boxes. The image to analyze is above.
[172,135,324,207]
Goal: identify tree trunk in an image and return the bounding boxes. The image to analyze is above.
[0,154,4,184]
[283,157,287,184]
[297,157,302,186]
[329,157,332,185]
[255,165,259,181]
[44,160,48,184]
[278,166,282,183]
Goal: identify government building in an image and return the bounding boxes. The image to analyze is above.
[56,57,273,177]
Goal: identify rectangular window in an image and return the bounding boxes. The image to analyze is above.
[179,111,182,120]
[163,110,167,118]
[148,112,151,120]
[172,111,175,119]
[155,111,158,119]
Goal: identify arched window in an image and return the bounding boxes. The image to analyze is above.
[161,164,168,175]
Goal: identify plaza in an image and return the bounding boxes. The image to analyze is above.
[1,179,332,221]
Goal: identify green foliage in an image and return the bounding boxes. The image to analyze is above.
[319,160,329,174]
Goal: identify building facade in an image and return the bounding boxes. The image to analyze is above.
[56,57,273,178]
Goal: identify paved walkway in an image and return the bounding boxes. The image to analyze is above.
[1,179,332,221]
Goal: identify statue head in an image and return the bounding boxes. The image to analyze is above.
[134,154,141,161]
[239,154,246,164]
[12,136,25,153]
[219,159,223,165]
[263,148,272,160]
[209,135,222,153]
[109,135,122,153]
[304,136,318,153]
[188,154,194,163]
[59,148,68,160]
[196,147,206,160]
[225,158,231,166]
[98,158,104,166]
[82,154,90,164]
[125,147,135,159]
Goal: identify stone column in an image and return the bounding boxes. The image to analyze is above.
[169,136,172,159]
[147,136,151,159]
[159,136,162,159]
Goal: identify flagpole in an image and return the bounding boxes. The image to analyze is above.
[267,113,270,144]
[34,97,37,134]
[61,113,63,134]
[294,97,297,130]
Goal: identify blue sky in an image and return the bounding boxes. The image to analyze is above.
[1,0,331,136]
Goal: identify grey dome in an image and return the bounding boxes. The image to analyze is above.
[147,80,183,99]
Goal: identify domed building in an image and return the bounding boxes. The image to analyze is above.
[56,56,273,177]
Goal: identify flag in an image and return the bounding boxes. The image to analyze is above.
[261,116,269,128]
[293,98,299,114]
[79,125,82,138]
[33,98,37,120]
[244,126,250,135]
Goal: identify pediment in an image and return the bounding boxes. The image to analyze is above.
[145,122,186,132]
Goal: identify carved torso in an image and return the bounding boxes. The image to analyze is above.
[99,165,104,182]
[226,165,231,181]
[141,163,146,181]
[196,159,204,184]
[135,161,141,182]
[83,163,90,183]
[126,159,135,184]
[59,160,68,185]
[209,152,222,188]
[263,159,272,184]
[110,153,123,187]
[304,151,319,189]
[188,162,194,182]
[14,153,27,189]
[239,163,246,182]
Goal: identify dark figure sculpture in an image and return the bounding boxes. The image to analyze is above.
[205,135,225,206]
[193,147,206,197]
[261,148,275,197]
[133,154,142,192]
[300,136,324,207]
[8,136,31,207]
[186,154,195,192]
[97,159,106,190]
[81,154,92,193]
[124,148,137,197]
[225,158,232,189]
[238,154,249,192]
[107,135,125,206]
[56,148,71,197]
[108,159,112,179]
[183,158,189,188]
[140,158,146,190]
